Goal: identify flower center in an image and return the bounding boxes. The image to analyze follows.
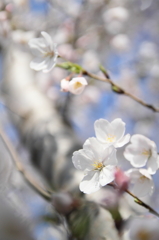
[92,161,104,171]
[106,134,116,143]
[142,149,151,158]
[137,230,150,240]
[74,82,83,89]
[139,175,147,182]
[44,51,54,57]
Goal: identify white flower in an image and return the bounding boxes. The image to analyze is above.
[124,134,158,174]
[94,118,130,148]
[72,137,117,194]
[129,218,159,240]
[69,77,88,95]
[126,168,154,197]
[28,31,58,73]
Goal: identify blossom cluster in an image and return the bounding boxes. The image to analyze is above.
[29,31,88,95]
[72,118,159,196]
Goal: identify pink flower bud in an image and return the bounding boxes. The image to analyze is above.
[114,168,129,193]
[60,78,69,92]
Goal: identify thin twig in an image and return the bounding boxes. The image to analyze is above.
[108,183,159,218]
[125,189,159,218]
[83,69,159,112]
[0,126,52,201]
[57,61,159,112]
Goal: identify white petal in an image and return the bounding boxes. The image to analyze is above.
[114,134,130,148]
[83,137,104,160]
[72,150,94,171]
[41,31,53,51]
[126,169,141,183]
[99,166,115,186]
[69,85,85,95]
[28,38,47,53]
[102,146,117,166]
[70,77,88,86]
[79,171,101,194]
[147,155,158,175]
[30,57,46,71]
[111,118,125,140]
[124,144,148,167]
[132,176,154,197]
[42,56,57,73]
[131,134,153,150]
[94,119,113,143]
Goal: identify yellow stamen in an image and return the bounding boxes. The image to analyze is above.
[44,51,54,57]
[74,82,83,89]
[92,161,104,171]
[106,134,116,143]
[142,149,151,157]
[139,175,147,182]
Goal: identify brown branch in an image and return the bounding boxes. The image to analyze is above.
[83,69,159,112]
[125,189,159,218]
[1,124,158,217]
[108,183,159,218]
[0,125,52,201]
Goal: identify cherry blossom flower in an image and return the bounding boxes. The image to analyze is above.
[94,118,130,148]
[126,168,154,197]
[69,77,88,95]
[72,137,117,194]
[124,134,159,174]
[60,77,88,95]
[129,218,159,240]
[28,31,58,73]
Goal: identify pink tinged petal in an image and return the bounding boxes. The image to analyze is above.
[61,79,69,92]
[111,118,125,141]
[114,168,129,191]
[102,146,117,166]
[114,134,130,148]
[83,137,105,160]
[99,166,115,186]
[79,171,101,194]
[72,150,94,171]
[94,119,114,143]
[124,144,148,167]
[147,155,158,175]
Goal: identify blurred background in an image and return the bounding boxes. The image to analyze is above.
[0,0,159,239]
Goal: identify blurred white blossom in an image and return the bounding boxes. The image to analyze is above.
[124,134,159,174]
[126,168,154,197]
[61,77,88,95]
[28,31,58,73]
[69,77,88,95]
[111,34,130,52]
[72,137,117,194]
[103,7,129,23]
[129,217,159,240]
[94,118,130,148]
